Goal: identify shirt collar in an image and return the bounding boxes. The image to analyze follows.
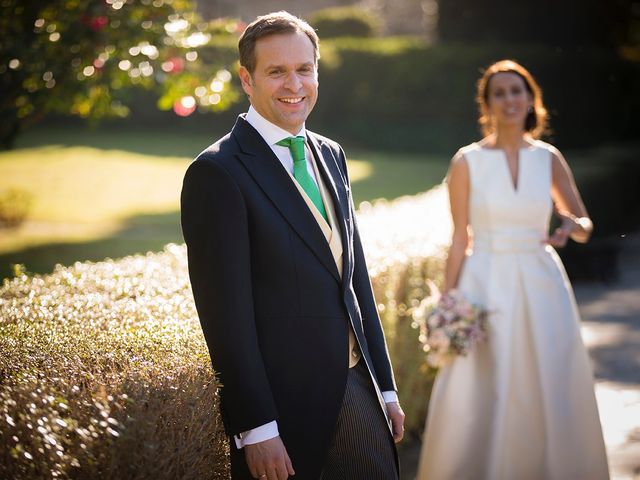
[245,105,306,146]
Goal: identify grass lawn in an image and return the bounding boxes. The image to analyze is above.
[2,125,635,280]
[0,126,449,278]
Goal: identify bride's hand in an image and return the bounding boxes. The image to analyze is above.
[546,208,593,246]
[545,209,575,247]
[544,225,573,247]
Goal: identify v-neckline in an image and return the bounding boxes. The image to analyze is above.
[475,142,538,193]
[499,149,522,193]
[475,144,525,193]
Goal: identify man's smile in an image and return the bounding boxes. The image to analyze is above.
[279,97,304,104]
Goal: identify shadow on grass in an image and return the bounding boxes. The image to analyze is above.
[0,211,184,280]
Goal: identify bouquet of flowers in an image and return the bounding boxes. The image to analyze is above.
[413,282,489,368]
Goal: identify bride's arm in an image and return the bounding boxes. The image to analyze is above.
[443,152,471,292]
[550,147,593,245]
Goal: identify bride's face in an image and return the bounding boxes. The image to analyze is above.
[485,72,533,132]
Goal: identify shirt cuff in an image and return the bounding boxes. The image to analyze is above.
[382,390,398,404]
[234,421,279,449]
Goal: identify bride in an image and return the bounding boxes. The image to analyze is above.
[417,60,609,479]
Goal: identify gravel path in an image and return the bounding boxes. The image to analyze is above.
[577,233,640,480]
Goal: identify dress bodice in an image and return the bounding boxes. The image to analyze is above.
[459,141,553,253]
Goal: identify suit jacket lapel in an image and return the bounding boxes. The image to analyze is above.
[231,117,341,282]
[306,133,353,290]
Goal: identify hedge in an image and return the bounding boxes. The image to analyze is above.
[108,36,639,155]
[0,186,452,479]
[0,248,229,479]
[308,6,380,38]
[313,38,639,153]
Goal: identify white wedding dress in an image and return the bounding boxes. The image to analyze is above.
[417,141,609,480]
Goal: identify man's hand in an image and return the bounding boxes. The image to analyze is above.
[244,436,295,480]
[386,401,405,443]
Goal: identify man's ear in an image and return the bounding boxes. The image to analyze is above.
[238,66,253,97]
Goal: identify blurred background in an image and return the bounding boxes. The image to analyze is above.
[0,0,638,280]
[1,2,639,478]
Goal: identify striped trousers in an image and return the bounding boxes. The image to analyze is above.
[320,360,399,480]
[228,360,398,479]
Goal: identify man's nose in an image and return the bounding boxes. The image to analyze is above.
[283,72,302,91]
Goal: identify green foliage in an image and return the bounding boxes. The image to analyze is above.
[313,38,640,153]
[0,245,229,479]
[373,255,443,437]
[0,0,241,148]
[308,6,380,38]
[353,186,453,435]
[437,0,637,47]
[0,187,453,476]
[0,187,32,228]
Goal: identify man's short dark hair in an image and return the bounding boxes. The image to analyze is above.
[239,11,320,73]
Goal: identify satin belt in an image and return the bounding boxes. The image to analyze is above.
[472,230,545,253]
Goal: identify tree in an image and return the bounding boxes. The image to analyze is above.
[0,0,241,149]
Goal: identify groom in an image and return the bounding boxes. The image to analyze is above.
[181,11,404,479]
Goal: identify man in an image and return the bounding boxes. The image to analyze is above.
[181,11,404,480]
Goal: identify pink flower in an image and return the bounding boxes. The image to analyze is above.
[417,286,489,368]
[430,329,451,350]
[454,303,474,318]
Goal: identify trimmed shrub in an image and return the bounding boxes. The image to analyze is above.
[356,186,452,436]
[308,6,380,38]
[0,186,453,478]
[0,246,229,480]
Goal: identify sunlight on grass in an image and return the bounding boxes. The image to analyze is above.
[0,143,448,264]
[0,146,189,222]
[343,158,373,184]
[348,150,449,206]
[0,146,190,253]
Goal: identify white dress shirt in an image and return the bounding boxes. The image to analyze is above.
[234,107,398,448]
[245,106,319,183]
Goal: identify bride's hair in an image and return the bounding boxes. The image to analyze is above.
[476,60,549,139]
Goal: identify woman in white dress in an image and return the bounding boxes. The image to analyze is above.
[417,60,609,479]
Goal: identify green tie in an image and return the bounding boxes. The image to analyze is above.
[276,136,328,222]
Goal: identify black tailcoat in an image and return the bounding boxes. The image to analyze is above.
[181,116,397,478]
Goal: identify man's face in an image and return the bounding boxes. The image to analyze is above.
[239,32,318,134]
